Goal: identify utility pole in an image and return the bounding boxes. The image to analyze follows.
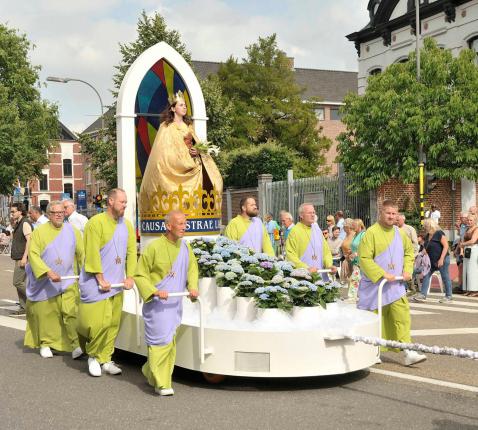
[415,0,425,224]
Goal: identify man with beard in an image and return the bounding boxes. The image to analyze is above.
[134,210,198,396]
[77,188,137,377]
[223,196,274,256]
[24,201,84,359]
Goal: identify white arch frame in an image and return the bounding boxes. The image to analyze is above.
[116,42,207,225]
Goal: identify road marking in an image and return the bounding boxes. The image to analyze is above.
[424,298,478,308]
[0,315,26,331]
[409,303,478,313]
[411,327,478,336]
[0,299,18,304]
[410,310,436,315]
[4,269,13,273]
[0,305,19,311]
[428,292,478,301]
[370,368,478,393]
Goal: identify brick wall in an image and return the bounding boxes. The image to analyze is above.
[377,179,463,232]
[318,105,347,175]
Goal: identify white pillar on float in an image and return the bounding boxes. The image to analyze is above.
[116,42,207,226]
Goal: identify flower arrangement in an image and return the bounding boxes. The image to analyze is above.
[192,236,342,310]
[319,279,342,304]
[254,286,293,311]
[288,280,324,308]
[215,261,244,289]
[194,140,220,157]
[234,273,265,298]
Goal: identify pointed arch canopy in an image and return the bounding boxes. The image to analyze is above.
[116,42,207,226]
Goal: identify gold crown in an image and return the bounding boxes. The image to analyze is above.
[168,90,185,105]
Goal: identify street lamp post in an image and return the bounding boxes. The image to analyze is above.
[46,76,105,131]
[415,0,425,224]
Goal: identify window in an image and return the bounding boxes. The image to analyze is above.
[63,159,72,177]
[469,37,478,63]
[40,200,49,212]
[63,183,73,199]
[39,174,48,191]
[314,107,325,121]
[330,108,342,121]
[369,68,382,76]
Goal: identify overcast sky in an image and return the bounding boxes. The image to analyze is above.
[1,0,370,132]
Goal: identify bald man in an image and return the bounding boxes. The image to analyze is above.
[134,210,198,396]
[77,188,137,377]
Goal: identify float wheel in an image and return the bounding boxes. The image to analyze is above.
[202,372,226,384]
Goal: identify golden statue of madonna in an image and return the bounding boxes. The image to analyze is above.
[139,91,223,223]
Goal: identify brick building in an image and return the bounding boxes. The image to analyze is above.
[347,0,478,234]
[29,122,86,212]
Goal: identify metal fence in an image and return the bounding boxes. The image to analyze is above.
[264,174,375,227]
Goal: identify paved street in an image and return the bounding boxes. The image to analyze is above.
[1,254,478,430]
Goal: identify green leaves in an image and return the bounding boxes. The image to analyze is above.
[0,24,58,195]
[338,38,478,193]
[216,34,331,186]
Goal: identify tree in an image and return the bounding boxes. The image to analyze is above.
[0,24,58,195]
[81,11,230,189]
[199,74,233,150]
[337,38,478,193]
[216,34,331,185]
[220,140,294,187]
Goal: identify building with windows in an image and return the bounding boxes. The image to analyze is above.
[29,122,86,212]
[346,0,478,233]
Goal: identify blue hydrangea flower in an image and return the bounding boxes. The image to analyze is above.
[259,293,270,300]
[225,271,237,280]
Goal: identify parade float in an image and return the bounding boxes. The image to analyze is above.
[114,41,381,379]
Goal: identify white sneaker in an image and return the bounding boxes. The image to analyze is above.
[101,361,122,375]
[155,387,174,396]
[71,347,83,360]
[88,357,102,377]
[404,350,427,366]
[39,346,53,358]
[438,296,452,303]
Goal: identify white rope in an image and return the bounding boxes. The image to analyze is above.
[349,335,478,360]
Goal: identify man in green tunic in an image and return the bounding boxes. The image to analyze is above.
[223,196,274,256]
[358,199,426,366]
[134,210,198,396]
[286,203,336,276]
[77,188,137,377]
[24,201,84,358]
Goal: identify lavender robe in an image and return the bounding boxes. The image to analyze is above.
[26,223,76,302]
[79,220,128,303]
[301,223,329,282]
[358,226,405,311]
[142,241,189,346]
[240,217,263,252]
